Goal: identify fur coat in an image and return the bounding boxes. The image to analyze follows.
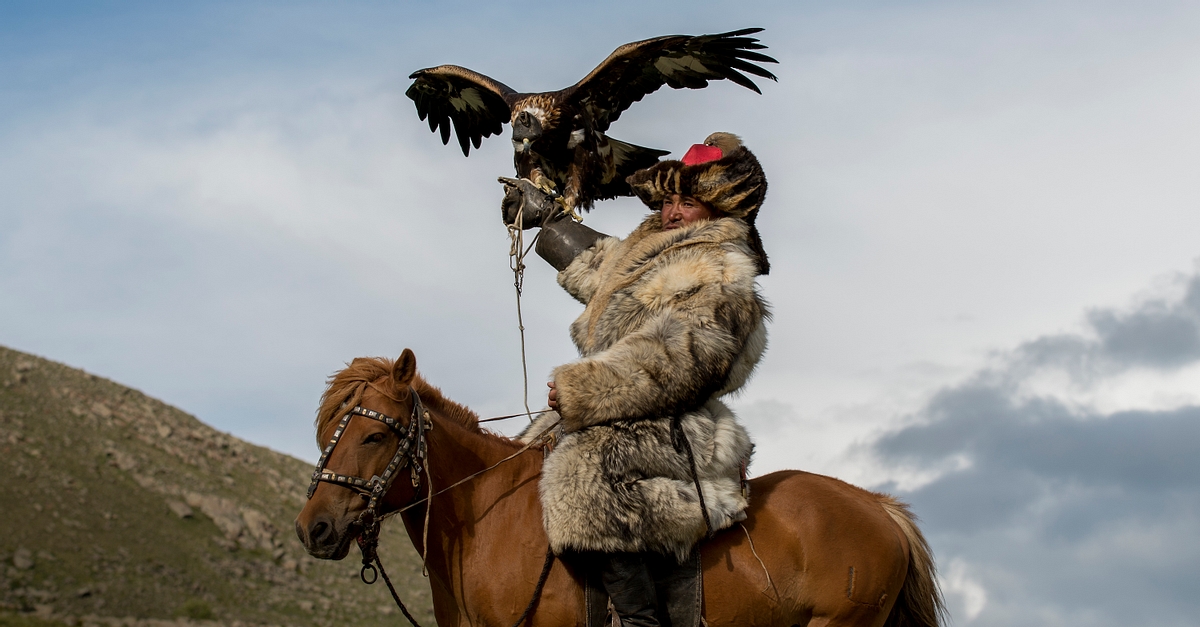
[525,213,768,561]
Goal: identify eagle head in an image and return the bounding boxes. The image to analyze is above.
[511,108,545,153]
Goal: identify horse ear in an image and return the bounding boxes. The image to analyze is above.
[393,349,417,387]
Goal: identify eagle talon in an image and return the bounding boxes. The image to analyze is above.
[530,170,558,196]
[556,197,582,223]
[500,177,561,229]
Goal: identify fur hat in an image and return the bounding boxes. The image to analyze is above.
[626,132,770,274]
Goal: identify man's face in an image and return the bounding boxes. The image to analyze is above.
[661,194,716,230]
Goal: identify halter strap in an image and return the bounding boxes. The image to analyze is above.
[306,388,431,502]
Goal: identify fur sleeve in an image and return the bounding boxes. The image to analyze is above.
[552,247,765,429]
[556,236,620,304]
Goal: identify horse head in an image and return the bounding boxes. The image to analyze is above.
[295,349,425,560]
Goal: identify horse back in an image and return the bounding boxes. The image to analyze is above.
[699,470,911,627]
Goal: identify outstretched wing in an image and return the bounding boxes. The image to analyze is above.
[406,65,519,156]
[566,28,778,133]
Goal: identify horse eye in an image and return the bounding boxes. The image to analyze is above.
[364,432,385,445]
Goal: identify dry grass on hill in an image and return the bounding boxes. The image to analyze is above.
[0,346,434,627]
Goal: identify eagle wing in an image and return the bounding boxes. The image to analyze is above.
[593,138,671,201]
[406,65,520,156]
[566,28,778,133]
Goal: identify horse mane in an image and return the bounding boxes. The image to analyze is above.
[315,356,487,444]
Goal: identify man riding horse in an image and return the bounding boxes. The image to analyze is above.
[502,132,770,627]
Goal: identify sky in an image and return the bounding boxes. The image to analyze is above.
[2,1,1199,624]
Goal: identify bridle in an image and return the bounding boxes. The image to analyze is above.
[305,385,559,627]
[306,385,432,591]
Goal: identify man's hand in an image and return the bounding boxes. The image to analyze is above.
[500,177,557,229]
[548,380,586,433]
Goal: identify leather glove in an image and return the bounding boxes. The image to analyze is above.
[499,177,558,230]
[536,214,606,271]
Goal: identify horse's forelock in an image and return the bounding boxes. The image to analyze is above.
[315,356,400,443]
[314,355,487,445]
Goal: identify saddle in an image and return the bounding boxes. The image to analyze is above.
[584,549,704,627]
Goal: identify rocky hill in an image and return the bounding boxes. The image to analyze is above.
[0,346,435,627]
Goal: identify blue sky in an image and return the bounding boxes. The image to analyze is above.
[3,2,1199,624]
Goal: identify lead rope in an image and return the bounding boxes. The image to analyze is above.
[507,203,542,423]
[420,453,433,577]
[394,419,559,516]
[508,548,556,627]
[739,523,776,595]
[377,419,560,627]
[368,195,550,625]
[374,555,426,627]
[362,417,560,627]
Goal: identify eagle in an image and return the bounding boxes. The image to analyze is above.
[405,28,777,213]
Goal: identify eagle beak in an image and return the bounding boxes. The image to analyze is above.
[523,138,531,149]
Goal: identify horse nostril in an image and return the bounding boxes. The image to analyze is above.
[309,520,331,545]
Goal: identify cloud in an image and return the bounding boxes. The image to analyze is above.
[941,558,988,622]
[0,69,582,457]
[1011,271,1200,379]
[1086,274,1200,368]
[871,269,1200,626]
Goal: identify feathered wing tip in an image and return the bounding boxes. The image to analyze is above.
[404,65,516,157]
[693,28,780,92]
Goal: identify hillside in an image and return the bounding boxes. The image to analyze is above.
[0,346,435,627]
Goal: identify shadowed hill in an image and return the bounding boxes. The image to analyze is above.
[0,345,435,626]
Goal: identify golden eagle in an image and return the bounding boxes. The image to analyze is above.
[405,28,777,212]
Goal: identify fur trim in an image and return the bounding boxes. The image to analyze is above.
[556,236,621,305]
[536,400,752,561]
[552,215,767,429]
[626,136,767,221]
[717,317,769,397]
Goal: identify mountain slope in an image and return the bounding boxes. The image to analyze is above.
[0,345,435,626]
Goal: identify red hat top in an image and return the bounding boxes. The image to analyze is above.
[681,144,723,166]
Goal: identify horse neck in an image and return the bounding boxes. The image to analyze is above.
[397,402,544,614]
[424,405,525,487]
[398,390,536,536]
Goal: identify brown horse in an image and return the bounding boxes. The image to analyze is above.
[295,350,944,627]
